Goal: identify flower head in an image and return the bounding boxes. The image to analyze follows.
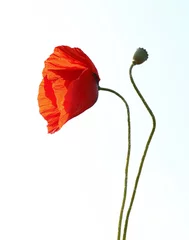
[132,48,148,65]
[38,46,100,133]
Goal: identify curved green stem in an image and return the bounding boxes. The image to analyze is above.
[122,64,156,240]
[98,86,131,240]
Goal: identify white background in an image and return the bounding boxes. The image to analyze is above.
[0,0,189,239]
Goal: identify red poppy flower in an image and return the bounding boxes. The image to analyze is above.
[38,46,100,133]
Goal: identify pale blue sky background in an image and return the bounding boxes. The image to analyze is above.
[0,0,189,239]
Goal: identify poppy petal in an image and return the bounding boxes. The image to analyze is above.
[62,69,99,122]
[43,46,99,79]
[38,46,100,133]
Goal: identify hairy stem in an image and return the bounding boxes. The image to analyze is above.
[98,86,131,240]
[122,64,156,240]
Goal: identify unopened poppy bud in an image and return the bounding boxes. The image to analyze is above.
[132,48,148,65]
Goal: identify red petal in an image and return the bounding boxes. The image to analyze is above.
[38,46,100,133]
[62,69,98,123]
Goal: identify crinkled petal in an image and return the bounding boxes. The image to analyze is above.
[38,46,100,133]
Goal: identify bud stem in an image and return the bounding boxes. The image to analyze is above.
[122,64,156,240]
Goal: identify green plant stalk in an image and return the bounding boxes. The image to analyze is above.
[98,86,131,240]
[122,64,156,240]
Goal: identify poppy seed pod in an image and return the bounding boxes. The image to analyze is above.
[132,48,148,65]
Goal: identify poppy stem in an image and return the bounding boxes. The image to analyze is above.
[98,86,131,240]
[122,64,156,240]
